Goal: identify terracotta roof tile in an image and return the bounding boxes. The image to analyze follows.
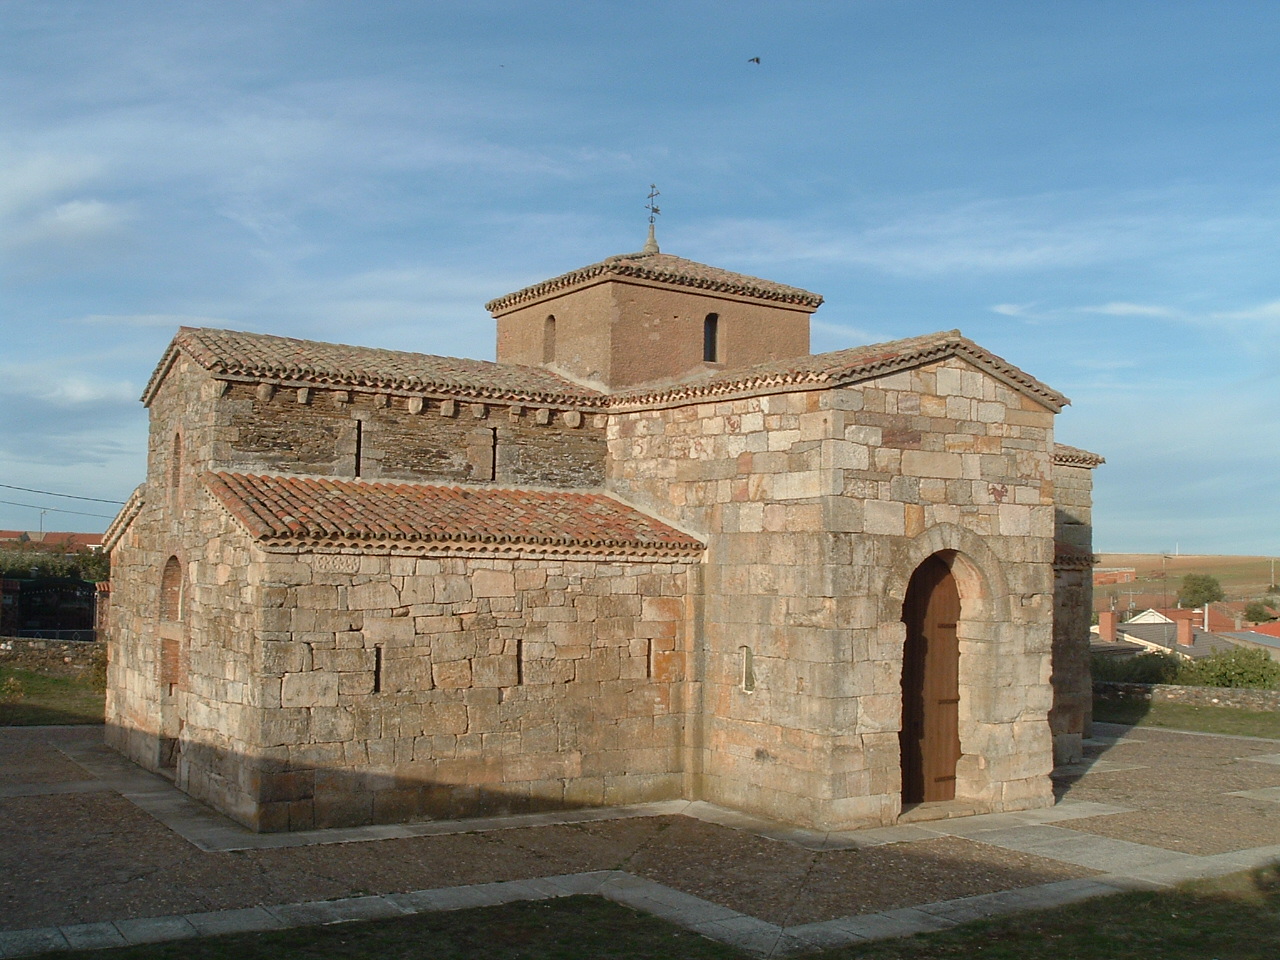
[1053,444,1105,467]
[203,472,704,555]
[485,251,823,313]
[142,328,604,407]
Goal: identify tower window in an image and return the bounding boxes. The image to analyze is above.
[703,314,719,363]
[543,315,557,364]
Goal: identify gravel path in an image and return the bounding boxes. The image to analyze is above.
[2,722,1277,934]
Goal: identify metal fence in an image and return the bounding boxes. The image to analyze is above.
[13,629,99,643]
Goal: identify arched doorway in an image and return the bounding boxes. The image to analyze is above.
[900,553,961,804]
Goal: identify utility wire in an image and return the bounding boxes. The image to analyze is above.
[0,482,126,504]
[0,498,117,520]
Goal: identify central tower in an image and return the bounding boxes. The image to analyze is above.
[486,245,822,391]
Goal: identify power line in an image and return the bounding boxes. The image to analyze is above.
[0,483,126,505]
[0,498,118,520]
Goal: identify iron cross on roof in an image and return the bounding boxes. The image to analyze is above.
[643,184,661,253]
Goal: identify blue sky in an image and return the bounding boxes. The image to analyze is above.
[1,1,1277,553]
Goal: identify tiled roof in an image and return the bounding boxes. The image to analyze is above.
[103,486,145,553]
[1116,621,1240,659]
[1225,631,1280,649]
[1145,606,1247,635]
[1053,444,1105,467]
[203,472,704,556]
[1054,543,1095,569]
[611,329,1070,411]
[142,326,1066,413]
[485,251,824,313]
[141,328,604,407]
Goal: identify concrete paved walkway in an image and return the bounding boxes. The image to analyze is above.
[2,723,1279,958]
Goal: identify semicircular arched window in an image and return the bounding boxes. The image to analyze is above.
[159,556,183,622]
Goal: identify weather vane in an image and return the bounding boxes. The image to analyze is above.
[643,184,661,253]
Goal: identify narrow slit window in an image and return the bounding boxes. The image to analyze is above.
[169,432,183,504]
[353,419,363,477]
[543,315,557,364]
[516,637,524,685]
[739,645,755,693]
[703,313,719,363]
[160,556,183,622]
[372,645,383,694]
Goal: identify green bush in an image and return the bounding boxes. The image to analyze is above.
[1,676,24,704]
[1176,648,1280,690]
[88,644,109,692]
[1092,651,1182,684]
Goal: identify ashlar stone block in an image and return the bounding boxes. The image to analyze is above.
[280,670,339,708]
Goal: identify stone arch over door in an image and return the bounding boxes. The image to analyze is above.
[878,524,1019,813]
[900,552,962,804]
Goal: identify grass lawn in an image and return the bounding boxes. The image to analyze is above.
[38,895,744,960]
[821,865,1280,959]
[0,667,104,725]
[1093,697,1280,739]
[33,867,1280,960]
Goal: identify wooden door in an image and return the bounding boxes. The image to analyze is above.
[900,555,961,804]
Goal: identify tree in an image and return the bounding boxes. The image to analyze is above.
[1244,600,1276,623]
[1178,573,1224,608]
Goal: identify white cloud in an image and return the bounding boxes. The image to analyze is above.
[991,303,1037,318]
[9,198,133,248]
[811,319,896,347]
[1081,302,1176,317]
[0,153,103,220]
[1210,299,1280,325]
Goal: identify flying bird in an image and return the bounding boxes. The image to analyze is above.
[748,57,760,64]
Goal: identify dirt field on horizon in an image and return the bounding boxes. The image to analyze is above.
[1093,553,1278,612]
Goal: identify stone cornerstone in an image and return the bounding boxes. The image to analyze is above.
[105,244,1102,832]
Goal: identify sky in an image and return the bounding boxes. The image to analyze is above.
[1,0,1277,554]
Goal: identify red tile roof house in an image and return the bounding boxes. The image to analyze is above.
[104,242,1103,833]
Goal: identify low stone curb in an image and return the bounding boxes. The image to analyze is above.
[0,861,1251,960]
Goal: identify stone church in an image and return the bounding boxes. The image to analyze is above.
[104,234,1101,833]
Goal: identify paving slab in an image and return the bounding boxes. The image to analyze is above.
[687,914,785,956]
[267,895,407,927]
[186,906,286,936]
[832,907,955,941]
[114,915,199,945]
[59,922,127,950]
[0,928,68,960]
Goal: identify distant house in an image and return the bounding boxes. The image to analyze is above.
[1127,604,1243,635]
[1095,609,1238,660]
[1221,631,1280,662]
[0,531,105,553]
[1245,620,1280,638]
[1093,567,1135,585]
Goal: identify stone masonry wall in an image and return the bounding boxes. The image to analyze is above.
[1094,680,1280,711]
[0,637,104,676]
[107,357,222,774]
[1049,459,1098,764]
[223,549,693,831]
[213,382,605,487]
[606,356,1057,829]
[824,361,1057,820]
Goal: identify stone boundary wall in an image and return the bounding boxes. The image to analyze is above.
[1095,680,1280,712]
[0,637,105,677]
